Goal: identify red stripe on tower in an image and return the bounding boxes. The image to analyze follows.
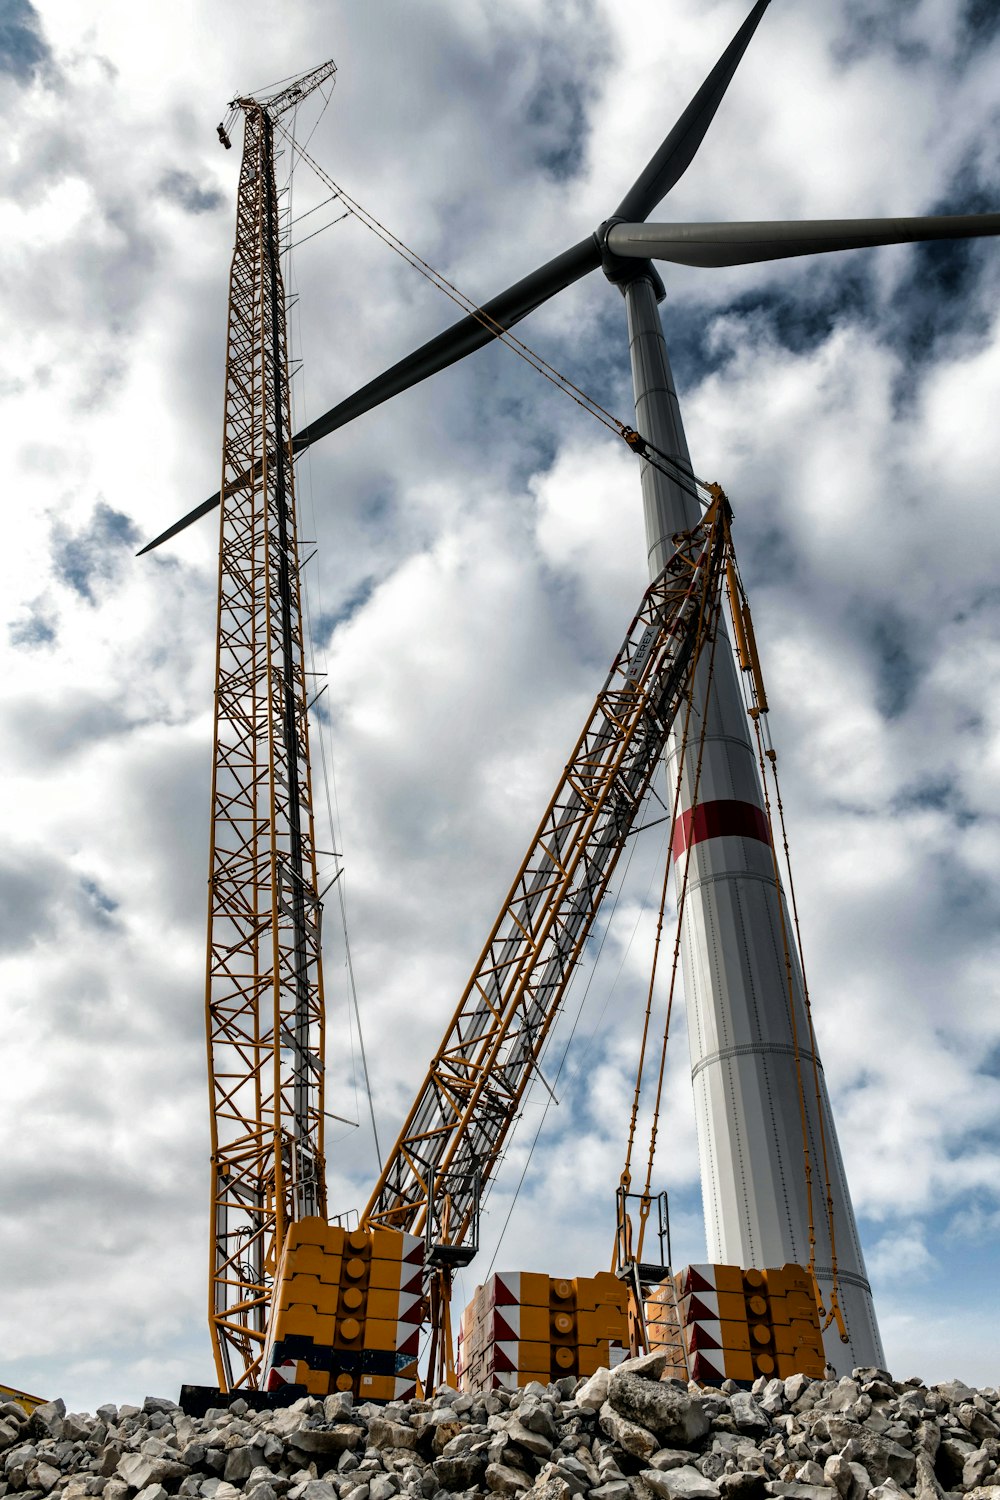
[672,800,771,860]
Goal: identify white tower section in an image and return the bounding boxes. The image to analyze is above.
[623,271,884,1375]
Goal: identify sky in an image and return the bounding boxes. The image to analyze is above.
[1,0,1000,1412]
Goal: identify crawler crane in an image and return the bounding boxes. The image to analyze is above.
[166,55,852,1410]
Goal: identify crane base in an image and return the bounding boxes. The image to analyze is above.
[178,1383,307,1419]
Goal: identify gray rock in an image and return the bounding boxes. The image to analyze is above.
[223,1447,255,1484]
[98,1448,126,1479]
[368,1423,417,1454]
[966,1450,994,1489]
[291,1429,364,1457]
[30,1404,67,1441]
[911,1422,939,1461]
[268,1412,310,1440]
[208,1485,241,1500]
[432,1454,485,1489]
[960,1407,1000,1444]
[517,1405,558,1443]
[649,1452,699,1472]
[590,1483,631,1500]
[322,1396,353,1425]
[368,1478,397,1500]
[573,1372,610,1413]
[731,1397,769,1439]
[719,1476,768,1500]
[966,1489,1000,1500]
[794,1465,825,1486]
[822,1457,855,1500]
[697,1455,726,1482]
[640,1465,721,1500]
[505,1421,553,1461]
[913,1453,945,1500]
[856,1436,915,1489]
[485,1462,531,1495]
[118,1456,156,1491]
[141,1402,178,1419]
[607,1377,710,1448]
[0,1420,23,1453]
[134,1487,167,1500]
[33,1462,63,1491]
[531,1481,571,1500]
[549,1454,592,1490]
[611,1353,674,1384]
[598,1405,658,1461]
[765,1487,838,1500]
[935,1435,975,1485]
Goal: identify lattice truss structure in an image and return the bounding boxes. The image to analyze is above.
[206,76,334,1391]
[365,498,732,1252]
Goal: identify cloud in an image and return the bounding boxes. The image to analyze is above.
[157,169,224,216]
[0,0,51,84]
[50,501,140,603]
[8,597,57,648]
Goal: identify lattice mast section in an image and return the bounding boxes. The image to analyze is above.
[363,499,730,1253]
[205,61,336,1392]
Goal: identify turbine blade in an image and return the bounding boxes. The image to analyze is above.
[138,235,601,554]
[136,493,221,556]
[605,213,1000,267]
[614,0,772,224]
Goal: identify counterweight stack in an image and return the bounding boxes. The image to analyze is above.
[205,64,335,1392]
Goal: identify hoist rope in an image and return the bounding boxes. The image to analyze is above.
[281,115,384,1171]
[483,811,672,1277]
[724,540,846,1340]
[756,716,846,1340]
[638,614,722,1241]
[620,598,704,1191]
[273,122,711,508]
[627,527,727,1268]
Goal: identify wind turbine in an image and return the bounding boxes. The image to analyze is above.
[144,0,1000,1377]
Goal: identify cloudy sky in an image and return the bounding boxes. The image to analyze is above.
[2,0,1000,1412]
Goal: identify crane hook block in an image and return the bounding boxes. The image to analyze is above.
[217,123,232,150]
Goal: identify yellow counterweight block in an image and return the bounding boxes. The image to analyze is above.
[673,1262,824,1386]
[264,1219,426,1400]
[458,1272,629,1391]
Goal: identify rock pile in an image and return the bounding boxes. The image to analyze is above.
[3,1355,1000,1500]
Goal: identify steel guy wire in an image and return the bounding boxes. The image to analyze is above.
[274,122,713,509]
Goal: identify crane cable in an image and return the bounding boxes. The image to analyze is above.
[618,508,727,1260]
[272,122,712,509]
[280,110,384,1169]
[638,606,725,1270]
[725,535,848,1344]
